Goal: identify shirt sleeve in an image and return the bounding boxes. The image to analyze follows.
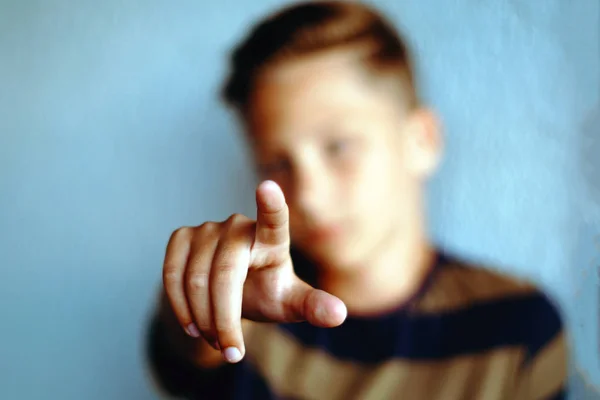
[514,291,569,400]
[146,315,236,399]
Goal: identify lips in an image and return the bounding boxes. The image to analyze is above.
[304,224,343,242]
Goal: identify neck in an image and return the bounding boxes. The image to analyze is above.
[317,216,435,317]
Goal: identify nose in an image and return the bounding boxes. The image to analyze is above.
[289,160,331,222]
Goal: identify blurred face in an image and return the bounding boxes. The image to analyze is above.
[246,49,441,269]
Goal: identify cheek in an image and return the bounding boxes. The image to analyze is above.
[343,149,399,216]
[288,210,308,246]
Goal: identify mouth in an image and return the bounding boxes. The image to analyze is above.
[304,223,344,243]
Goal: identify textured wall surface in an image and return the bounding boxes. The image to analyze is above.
[0,0,598,398]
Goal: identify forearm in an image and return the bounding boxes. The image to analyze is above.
[146,292,226,398]
[156,290,224,369]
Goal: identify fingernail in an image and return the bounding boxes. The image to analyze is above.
[185,323,200,338]
[262,180,278,190]
[223,347,242,363]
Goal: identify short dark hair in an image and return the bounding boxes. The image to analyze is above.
[221,0,418,117]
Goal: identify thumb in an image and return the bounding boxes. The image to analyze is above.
[284,279,347,328]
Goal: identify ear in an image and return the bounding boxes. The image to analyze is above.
[403,108,443,178]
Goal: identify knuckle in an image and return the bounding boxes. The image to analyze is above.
[171,226,193,242]
[187,272,210,292]
[211,264,241,291]
[213,245,244,273]
[213,261,237,276]
[214,323,240,337]
[265,216,288,230]
[162,264,181,284]
[197,320,214,332]
[191,223,221,249]
[232,213,246,221]
[198,221,219,233]
[262,208,288,229]
[226,213,246,226]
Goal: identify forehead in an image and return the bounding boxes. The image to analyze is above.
[247,49,402,141]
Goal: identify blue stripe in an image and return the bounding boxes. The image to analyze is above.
[544,387,566,400]
[280,291,562,363]
[521,292,563,363]
[232,361,277,400]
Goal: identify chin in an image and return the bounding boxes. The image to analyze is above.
[302,240,366,272]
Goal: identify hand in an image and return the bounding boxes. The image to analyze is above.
[162,180,347,363]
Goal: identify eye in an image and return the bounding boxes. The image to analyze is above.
[260,158,291,177]
[325,138,351,157]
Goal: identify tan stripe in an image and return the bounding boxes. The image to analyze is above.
[245,323,363,399]
[245,323,526,400]
[415,261,538,314]
[514,332,568,400]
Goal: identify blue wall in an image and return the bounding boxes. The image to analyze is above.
[0,0,598,398]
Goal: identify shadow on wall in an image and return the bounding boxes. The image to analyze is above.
[571,100,600,399]
[579,102,600,223]
[572,371,600,400]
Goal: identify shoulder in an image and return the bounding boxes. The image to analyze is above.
[418,252,536,311]
[417,251,566,353]
[420,252,557,311]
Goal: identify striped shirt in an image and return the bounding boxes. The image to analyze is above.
[148,249,568,399]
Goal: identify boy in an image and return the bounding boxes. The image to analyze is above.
[147,1,567,399]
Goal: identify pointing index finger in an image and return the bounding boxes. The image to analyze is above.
[255,180,290,247]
